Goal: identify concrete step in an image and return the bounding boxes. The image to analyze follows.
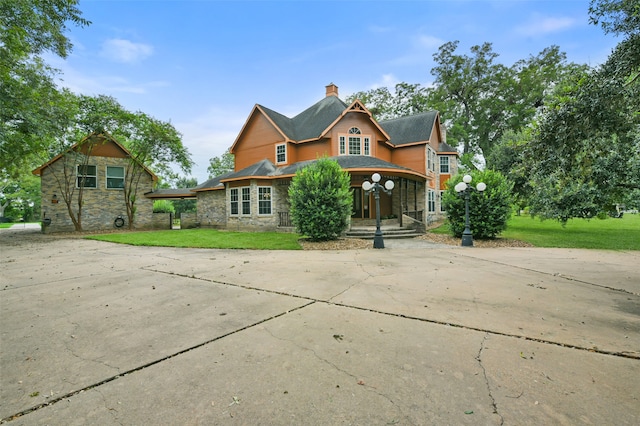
[345,227,423,240]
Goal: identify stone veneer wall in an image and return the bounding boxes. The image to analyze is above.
[180,212,198,229]
[196,190,226,228]
[40,154,154,233]
[226,180,279,232]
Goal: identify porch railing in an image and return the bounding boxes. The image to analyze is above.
[403,210,424,222]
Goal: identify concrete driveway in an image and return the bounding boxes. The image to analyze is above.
[1,228,638,425]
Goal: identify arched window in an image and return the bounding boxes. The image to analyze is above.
[339,127,371,156]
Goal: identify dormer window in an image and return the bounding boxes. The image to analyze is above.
[339,127,371,156]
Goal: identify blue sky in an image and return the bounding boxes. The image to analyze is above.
[53,0,620,183]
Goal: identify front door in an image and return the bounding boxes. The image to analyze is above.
[352,187,369,219]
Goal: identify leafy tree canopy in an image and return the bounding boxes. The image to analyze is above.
[207,149,235,178]
[1,0,90,178]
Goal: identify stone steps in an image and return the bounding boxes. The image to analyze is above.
[345,226,423,240]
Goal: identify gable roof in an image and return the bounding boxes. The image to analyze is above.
[232,95,393,152]
[32,132,157,181]
[379,111,439,147]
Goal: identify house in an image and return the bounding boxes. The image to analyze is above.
[193,83,458,232]
[32,132,160,233]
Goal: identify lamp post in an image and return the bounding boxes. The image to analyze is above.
[454,174,486,247]
[362,173,395,249]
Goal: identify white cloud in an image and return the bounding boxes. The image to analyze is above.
[101,38,154,63]
[175,107,247,183]
[416,34,444,49]
[515,15,577,37]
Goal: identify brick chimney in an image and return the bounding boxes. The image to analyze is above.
[325,83,339,97]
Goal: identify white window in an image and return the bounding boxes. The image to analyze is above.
[427,148,436,172]
[339,127,372,156]
[230,188,239,215]
[439,156,450,174]
[440,191,446,212]
[106,166,125,189]
[276,144,287,164]
[428,190,436,213]
[76,165,97,188]
[241,187,251,215]
[258,187,272,215]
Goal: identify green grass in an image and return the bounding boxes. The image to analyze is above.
[0,223,14,229]
[86,229,303,250]
[432,214,640,250]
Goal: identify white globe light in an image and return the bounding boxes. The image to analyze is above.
[455,182,467,193]
[362,181,372,191]
[384,180,395,191]
[476,182,487,192]
[372,173,381,183]
[463,174,472,184]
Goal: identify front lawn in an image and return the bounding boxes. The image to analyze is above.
[86,229,303,250]
[432,214,640,250]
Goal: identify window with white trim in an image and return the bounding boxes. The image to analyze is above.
[440,191,446,212]
[106,166,125,189]
[439,156,450,174]
[338,127,372,156]
[241,187,251,215]
[77,165,97,188]
[230,188,239,215]
[276,144,287,164]
[427,148,436,172]
[428,190,436,213]
[258,187,272,215]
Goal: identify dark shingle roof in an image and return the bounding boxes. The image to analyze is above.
[145,188,197,199]
[193,170,235,191]
[438,141,458,153]
[379,111,438,146]
[258,96,348,142]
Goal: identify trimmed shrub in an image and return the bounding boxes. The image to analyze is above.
[442,169,514,239]
[153,199,175,214]
[288,157,352,241]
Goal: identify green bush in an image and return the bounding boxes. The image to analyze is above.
[442,169,514,239]
[288,157,352,241]
[153,200,175,214]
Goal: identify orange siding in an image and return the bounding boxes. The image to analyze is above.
[294,140,332,163]
[324,113,389,157]
[233,113,285,170]
[392,145,426,175]
[439,174,451,190]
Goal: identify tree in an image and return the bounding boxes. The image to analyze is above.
[441,170,513,239]
[524,0,639,222]
[288,157,352,241]
[170,176,197,217]
[42,94,193,231]
[0,0,90,178]
[207,149,235,178]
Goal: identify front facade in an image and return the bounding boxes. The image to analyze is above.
[195,84,458,232]
[33,133,158,233]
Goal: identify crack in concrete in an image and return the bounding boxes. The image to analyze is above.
[475,333,504,425]
[0,301,315,423]
[262,325,409,422]
[145,268,640,360]
[448,251,639,296]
